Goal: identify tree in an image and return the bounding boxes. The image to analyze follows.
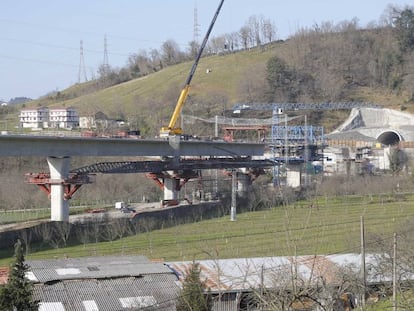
[0,239,38,311]
[388,147,407,175]
[161,39,183,66]
[176,261,212,311]
[266,56,316,102]
[393,7,414,51]
[250,257,360,311]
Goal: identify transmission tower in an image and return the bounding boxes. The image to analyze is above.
[103,34,109,73]
[78,40,87,83]
[193,4,200,43]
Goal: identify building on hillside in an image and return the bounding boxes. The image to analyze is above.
[48,107,79,129]
[79,116,96,129]
[19,107,49,129]
[26,255,180,311]
[19,107,79,129]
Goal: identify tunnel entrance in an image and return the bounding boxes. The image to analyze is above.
[377,130,401,145]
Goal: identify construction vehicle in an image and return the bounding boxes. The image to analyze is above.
[159,0,225,138]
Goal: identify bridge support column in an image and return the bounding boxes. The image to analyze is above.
[163,177,180,201]
[47,156,71,222]
[286,165,301,188]
[237,173,251,197]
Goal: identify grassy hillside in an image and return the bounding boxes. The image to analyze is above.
[17,26,413,136]
[26,47,276,130]
[1,193,412,266]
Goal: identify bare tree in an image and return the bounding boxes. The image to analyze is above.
[239,25,251,49]
[127,50,154,77]
[207,35,227,54]
[262,18,277,43]
[248,15,262,47]
[161,39,183,66]
[54,221,72,247]
[250,257,359,310]
[237,63,269,103]
[19,228,33,255]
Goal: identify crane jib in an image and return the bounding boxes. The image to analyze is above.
[160,0,225,137]
[185,0,225,86]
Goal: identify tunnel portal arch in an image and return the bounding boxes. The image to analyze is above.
[376,130,402,145]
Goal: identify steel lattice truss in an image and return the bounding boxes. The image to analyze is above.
[71,158,275,174]
[232,102,381,112]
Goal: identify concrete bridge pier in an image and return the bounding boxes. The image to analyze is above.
[163,176,180,201]
[237,173,251,197]
[47,156,71,221]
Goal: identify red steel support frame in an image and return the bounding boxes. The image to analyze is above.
[25,172,95,200]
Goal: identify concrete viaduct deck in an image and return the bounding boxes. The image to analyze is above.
[0,135,266,221]
[0,135,264,157]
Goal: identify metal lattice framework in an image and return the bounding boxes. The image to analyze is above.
[232,102,381,112]
[182,114,302,126]
[71,158,275,174]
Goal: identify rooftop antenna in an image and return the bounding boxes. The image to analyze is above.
[78,40,87,83]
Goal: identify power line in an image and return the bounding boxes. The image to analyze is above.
[0,36,131,57]
[0,53,92,70]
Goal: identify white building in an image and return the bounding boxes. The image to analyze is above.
[19,107,49,129]
[48,107,79,129]
[79,116,96,129]
[20,107,79,129]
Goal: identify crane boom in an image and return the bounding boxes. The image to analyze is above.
[160,0,225,137]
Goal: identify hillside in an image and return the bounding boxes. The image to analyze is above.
[22,24,414,136]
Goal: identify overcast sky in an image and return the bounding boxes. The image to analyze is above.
[0,0,411,102]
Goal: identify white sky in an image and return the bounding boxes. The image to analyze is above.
[0,0,411,101]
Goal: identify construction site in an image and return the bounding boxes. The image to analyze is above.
[182,103,414,188]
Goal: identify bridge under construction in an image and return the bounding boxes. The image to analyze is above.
[2,102,398,222]
[0,135,269,221]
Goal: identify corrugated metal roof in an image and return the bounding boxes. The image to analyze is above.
[26,255,149,269]
[27,255,171,283]
[28,253,414,311]
[33,273,180,311]
[167,253,414,293]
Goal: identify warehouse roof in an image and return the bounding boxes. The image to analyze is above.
[27,255,180,311]
[26,255,171,283]
[167,253,413,294]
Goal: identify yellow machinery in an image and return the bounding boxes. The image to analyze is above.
[159,0,225,138]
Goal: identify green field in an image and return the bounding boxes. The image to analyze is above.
[1,193,412,267]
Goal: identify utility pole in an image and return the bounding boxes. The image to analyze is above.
[230,170,237,221]
[304,114,308,187]
[360,216,366,307]
[393,232,397,311]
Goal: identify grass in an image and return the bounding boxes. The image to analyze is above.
[0,209,50,224]
[0,205,111,225]
[1,193,413,267]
